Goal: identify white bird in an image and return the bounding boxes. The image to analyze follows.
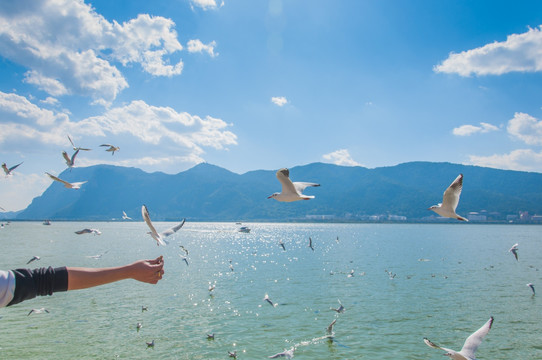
[269,347,295,359]
[26,256,40,264]
[331,300,345,313]
[67,135,91,151]
[428,174,468,221]
[207,333,215,340]
[62,149,79,168]
[527,283,535,295]
[146,340,155,349]
[28,308,49,316]
[122,211,132,220]
[424,317,494,360]
[327,319,337,335]
[264,293,277,307]
[45,172,87,189]
[279,239,286,251]
[100,144,120,155]
[509,243,519,261]
[141,205,185,246]
[2,162,23,176]
[267,168,320,202]
[136,322,142,332]
[75,228,101,235]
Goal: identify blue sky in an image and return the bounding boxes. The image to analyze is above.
[2,0,542,211]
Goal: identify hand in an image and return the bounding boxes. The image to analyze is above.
[129,256,164,284]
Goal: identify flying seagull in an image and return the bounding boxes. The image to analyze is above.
[279,239,286,251]
[28,308,49,316]
[308,237,314,251]
[267,168,320,202]
[2,162,23,176]
[67,135,91,151]
[100,144,120,155]
[428,174,468,221]
[264,293,277,307]
[527,283,535,295]
[141,205,185,246]
[26,256,40,264]
[45,172,87,189]
[269,347,295,359]
[75,228,102,235]
[62,149,79,168]
[331,299,345,313]
[136,323,142,332]
[327,319,337,335]
[424,317,493,360]
[122,211,132,220]
[509,243,519,261]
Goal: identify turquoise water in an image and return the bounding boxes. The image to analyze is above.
[0,222,540,359]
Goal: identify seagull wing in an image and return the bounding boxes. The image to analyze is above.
[46,172,71,187]
[62,151,71,164]
[276,168,298,195]
[460,317,493,358]
[160,218,186,238]
[68,135,76,148]
[141,205,165,245]
[441,174,463,212]
[423,338,455,353]
[71,149,80,164]
[100,144,113,147]
[9,162,23,172]
[75,229,91,234]
[293,181,320,194]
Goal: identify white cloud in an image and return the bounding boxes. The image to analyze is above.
[468,149,542,172]
[0,173,50,211]
[507,112,542,145]
[0,1,187,103]
[452,122,499,136]
[83,99,237,154]
[322,149,362,167]
[271,96,288,107]
[187,39,218,57]
[190,0,224,10]
[77,154,205,169]
[434,25,542,76]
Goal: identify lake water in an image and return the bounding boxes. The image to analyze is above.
[0,222,540,359]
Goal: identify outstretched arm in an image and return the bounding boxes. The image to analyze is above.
[67,256,164,290]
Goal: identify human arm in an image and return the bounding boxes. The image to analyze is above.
[67,256,164,290]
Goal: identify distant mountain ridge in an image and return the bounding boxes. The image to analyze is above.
[16,162,542,221]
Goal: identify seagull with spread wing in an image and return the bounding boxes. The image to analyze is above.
[62,149,79,168]
[424,317,493,360]
[267,168,320,202]
[141,205,185,246]
[2,162,23,176]
[428,174,468,221]
[67,135,91,151]
[100,144,120,155]
[45,172,87,189]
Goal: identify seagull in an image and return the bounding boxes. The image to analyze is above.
[136,322,142,332]
[267,168,320,202]
[428,174,468,221]
[207,333,215,340]
[75,228,102,235]
[331,300,345,313]
[28,308,49,316]
[141,205,185,246]
[67,135,91,151]
[146,340,155,349]
[179,245,189,256]
[269,347,295,359]
[100,144,120,155]
[527,283,535,295]
[2,162,23,176]
[264,293,277,307]
[347,269,355,277]
[424,316,494,360]
[180,255,189,266]
[62,149,79,168]
[26,256,40,264]
[308,237,314,251]
[385,269,397,279]
[122,211,132,220]
[279,240,286,251]
[228,351,237,358]
[509,243,519,261]
[141,306,148,312]
[45,172,87,189]
[86,250,109,259]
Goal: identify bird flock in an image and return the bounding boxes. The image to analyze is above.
[1,158,537,359]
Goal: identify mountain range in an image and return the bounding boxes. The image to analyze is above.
[14,161,542,222]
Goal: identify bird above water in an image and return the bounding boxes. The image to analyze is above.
[141,205,185,246]
[267,168,320,202]
[428,174,468,221]
[424,316,493,360]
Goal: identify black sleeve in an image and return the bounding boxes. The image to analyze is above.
[7,266,68,306]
